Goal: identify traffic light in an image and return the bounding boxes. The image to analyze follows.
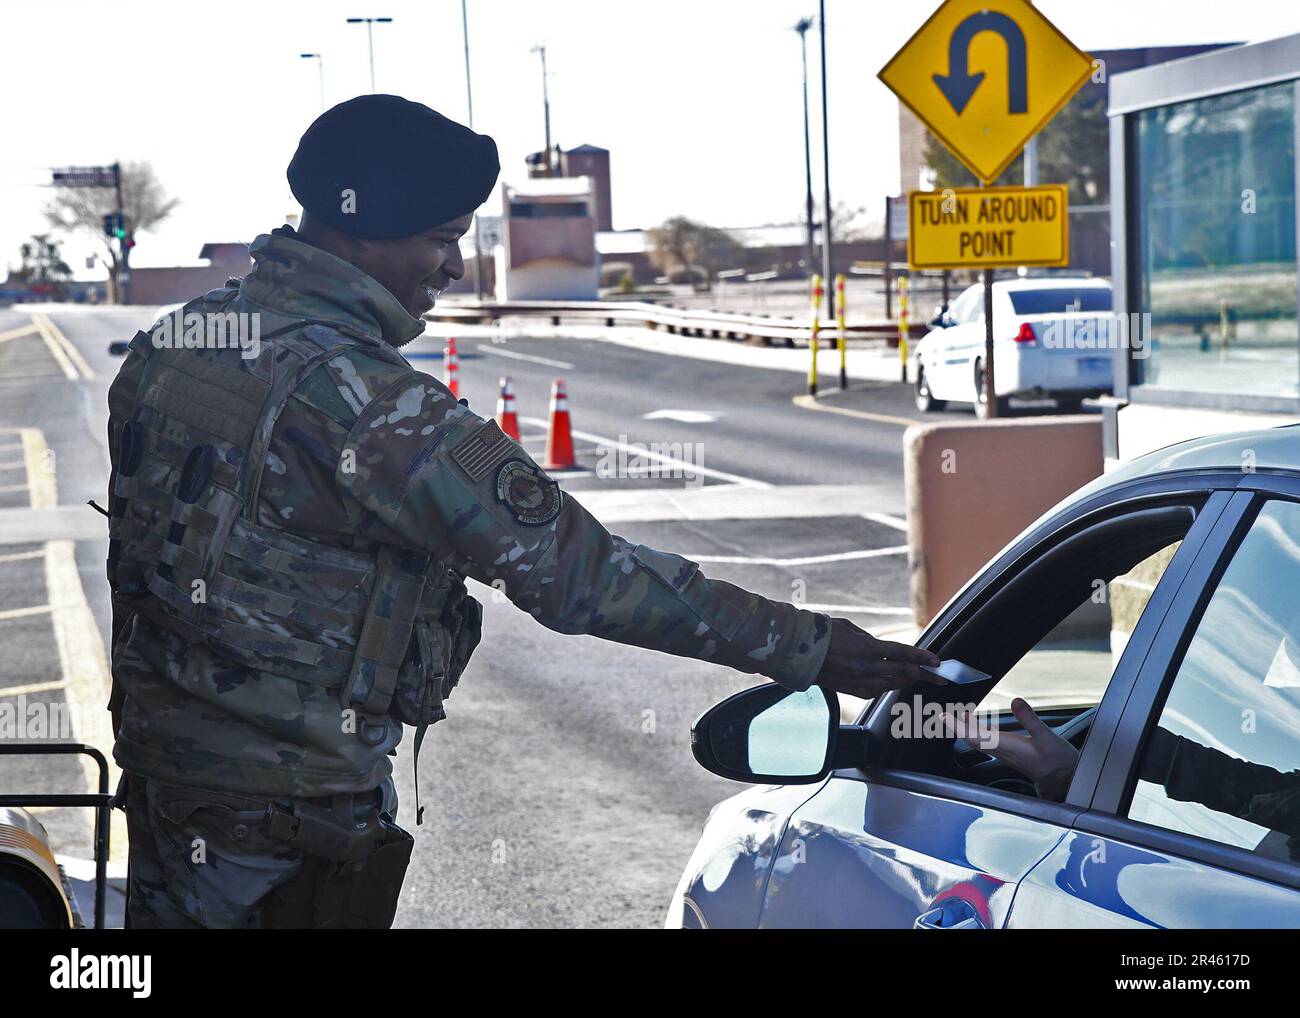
[122,233,135,252]
[101,212,126,239]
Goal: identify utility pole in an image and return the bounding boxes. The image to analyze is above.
[346,17,392,93]
[300,53,325,112]
[460,0,487,301]
[531,44,553,176]
[817,0,834,318]
[795,17,816,278]
[113,162,131,305]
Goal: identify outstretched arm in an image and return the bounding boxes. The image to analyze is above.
[338,376,939,694]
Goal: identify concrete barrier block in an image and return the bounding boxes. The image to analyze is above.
[904,416,1103,627]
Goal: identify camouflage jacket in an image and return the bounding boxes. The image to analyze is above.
[107,225,831,798]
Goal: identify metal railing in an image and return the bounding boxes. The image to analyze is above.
[425,299,928,346]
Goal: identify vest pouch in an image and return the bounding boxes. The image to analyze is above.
[389,619,447,727]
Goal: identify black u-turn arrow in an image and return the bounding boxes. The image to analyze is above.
[932,10,1028,115]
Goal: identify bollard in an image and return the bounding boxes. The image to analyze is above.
[835,273,847,390]
[808,274,823,396]
[897,276,910,383]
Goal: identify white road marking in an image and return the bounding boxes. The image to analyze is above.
[642,409,721,424]
[862,511,908,531]
[478,345,575,370]
[686,544,907,567]
[521,416,771,489]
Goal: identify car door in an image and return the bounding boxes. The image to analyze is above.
[756,488,1229,928]
[1008,487,1300,928]
[926,285,981,402]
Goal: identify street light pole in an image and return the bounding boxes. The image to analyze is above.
[531,44,553,176]
[794,17,816,278]
[817,0,834,318]
[346,17,392,94]
[461,0,487,301]
[300,53,325,112]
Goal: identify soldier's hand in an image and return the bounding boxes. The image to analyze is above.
[814,617,944,700]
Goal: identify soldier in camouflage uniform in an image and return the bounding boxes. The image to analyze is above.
[106,95,941,928]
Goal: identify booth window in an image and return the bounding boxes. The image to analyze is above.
[1133,81,1298,399]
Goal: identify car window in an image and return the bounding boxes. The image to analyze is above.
[978,540,1182,714]
[1128,500,1300,863]
[951,287,981,324]
[1007,287,1113,315]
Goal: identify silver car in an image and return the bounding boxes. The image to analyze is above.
[669,426,1300,928]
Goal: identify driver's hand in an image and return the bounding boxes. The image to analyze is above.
[814,618,944,700]
[948,697,1080,802]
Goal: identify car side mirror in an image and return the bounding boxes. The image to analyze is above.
[691,684,840,784]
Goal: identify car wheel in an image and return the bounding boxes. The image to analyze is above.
[1057,396,1085,414]
[915,366,946,412]
[973,359,1010,420]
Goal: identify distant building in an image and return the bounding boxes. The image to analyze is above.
[128,242,253,306]
[525,143,613,233]
[495,177,598,300]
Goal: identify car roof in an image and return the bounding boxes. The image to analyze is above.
[993,277,1110,292]
[1044,424,1300,524]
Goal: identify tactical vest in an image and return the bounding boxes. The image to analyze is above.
[107,286,480,811]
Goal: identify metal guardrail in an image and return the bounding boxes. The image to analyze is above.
[425,299,929,346]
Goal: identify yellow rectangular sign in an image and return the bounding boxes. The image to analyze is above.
[907,184,1069,269]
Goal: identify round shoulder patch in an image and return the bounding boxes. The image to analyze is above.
[494,459,562,527]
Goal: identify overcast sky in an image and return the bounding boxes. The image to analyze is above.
[2,0,1297,277]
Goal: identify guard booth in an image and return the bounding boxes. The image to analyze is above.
[495,177,598,300]
[1106,33,1300,465]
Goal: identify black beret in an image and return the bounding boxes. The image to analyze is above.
[287,94,500,240]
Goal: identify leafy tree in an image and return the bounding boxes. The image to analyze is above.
[44,161,179,303]
[647,216,744,289]
[11,235,73,298]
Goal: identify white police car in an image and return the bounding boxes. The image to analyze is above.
[912,277,1115,418]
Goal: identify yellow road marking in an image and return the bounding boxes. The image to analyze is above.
[0,678,67,697]
[0,603,53,621]
[0,548,45,564]
[0,324,40,343]
[791,393,921,428]
[29,314,77,380]
[20,428,56,509]
[32,313,95,380]
[46,538,122,858]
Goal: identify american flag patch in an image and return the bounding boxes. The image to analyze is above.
[450,420,514,482]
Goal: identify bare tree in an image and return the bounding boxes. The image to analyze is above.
[647,216,744,290]
[44,161,179,303]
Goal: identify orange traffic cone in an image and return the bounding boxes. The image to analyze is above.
[496,376,520,441]
[543,378,575,470]
[444,337,460,398]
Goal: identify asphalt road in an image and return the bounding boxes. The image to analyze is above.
[0,304,945,928]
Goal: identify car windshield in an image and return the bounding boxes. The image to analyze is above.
[1008,287,1112,315]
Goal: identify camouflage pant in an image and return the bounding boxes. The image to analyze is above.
[121,773,398,929]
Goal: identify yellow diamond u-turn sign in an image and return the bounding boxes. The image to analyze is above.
[879,0,1094,183]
